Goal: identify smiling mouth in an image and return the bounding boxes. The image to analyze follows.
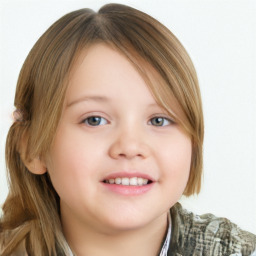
[103,177,153,186]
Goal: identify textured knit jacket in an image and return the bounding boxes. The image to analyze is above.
[168,203,256,256]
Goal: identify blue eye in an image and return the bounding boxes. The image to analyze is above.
[83,116,108,126]
[149,117,172,126]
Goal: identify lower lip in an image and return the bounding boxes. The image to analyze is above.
[101,182,154,196]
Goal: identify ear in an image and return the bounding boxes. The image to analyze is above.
[24,157,47,175]
[19,132,47,175]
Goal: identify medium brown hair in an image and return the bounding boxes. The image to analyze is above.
[0,4,204,255]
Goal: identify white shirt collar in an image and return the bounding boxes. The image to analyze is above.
[159,212,172,256]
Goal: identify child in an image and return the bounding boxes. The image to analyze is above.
[0,3,255,256]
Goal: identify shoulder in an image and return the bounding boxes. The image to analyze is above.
[169,203,256,256]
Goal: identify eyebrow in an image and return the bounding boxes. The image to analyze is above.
[67,95,109,108]
[66,94,165,110]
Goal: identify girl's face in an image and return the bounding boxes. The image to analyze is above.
[46,43,191,233]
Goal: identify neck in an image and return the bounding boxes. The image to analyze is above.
[62,209,168,256]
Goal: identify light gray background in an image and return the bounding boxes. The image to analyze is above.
[0,0,255,234]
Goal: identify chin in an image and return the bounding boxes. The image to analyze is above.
[99,209,159,234]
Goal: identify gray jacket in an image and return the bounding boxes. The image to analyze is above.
[168,203,256,256]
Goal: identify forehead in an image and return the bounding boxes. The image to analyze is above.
[66,43,156,104]
[66,42,184,121]
[69,43,143,86]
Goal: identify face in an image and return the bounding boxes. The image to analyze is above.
[45,43,192,234]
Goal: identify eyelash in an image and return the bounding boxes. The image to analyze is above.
[81,115,174,127]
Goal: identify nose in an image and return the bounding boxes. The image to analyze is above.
[108,126,149,160]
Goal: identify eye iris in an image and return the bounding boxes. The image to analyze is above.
[87,117,101,126]
[152,117,164,126]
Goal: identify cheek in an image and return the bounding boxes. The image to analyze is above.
[48,125,102,173]
[159,132,192,186]
[45,127,99,199]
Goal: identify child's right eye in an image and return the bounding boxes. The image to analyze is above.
[82,116,108,126]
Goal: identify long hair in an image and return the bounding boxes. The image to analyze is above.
[0,4,204,255]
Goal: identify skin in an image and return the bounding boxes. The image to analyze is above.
[43,43,192,255]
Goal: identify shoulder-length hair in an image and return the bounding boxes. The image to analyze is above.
[0,4,204,255]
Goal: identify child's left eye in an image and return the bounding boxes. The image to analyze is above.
[82,116,108,126]
[149,117,172,127]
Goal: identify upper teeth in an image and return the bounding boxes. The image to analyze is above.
[105,177,149,186]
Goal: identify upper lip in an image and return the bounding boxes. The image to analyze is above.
[102,172,156,182]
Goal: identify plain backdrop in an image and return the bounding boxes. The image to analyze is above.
[0,0,255,234]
